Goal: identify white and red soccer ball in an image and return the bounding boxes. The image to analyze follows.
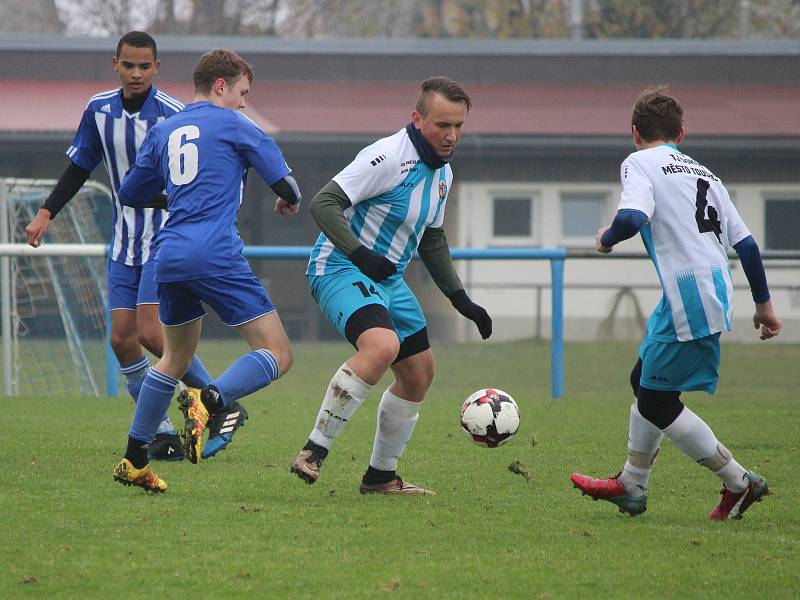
[460,388,520,447]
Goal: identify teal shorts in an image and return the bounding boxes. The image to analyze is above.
[639,333,721,394]
[308,269,426,342]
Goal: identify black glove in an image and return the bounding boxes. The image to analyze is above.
[449,289,492,339]
[349,245,397,283]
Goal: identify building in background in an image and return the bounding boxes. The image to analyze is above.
[1,35,798,342]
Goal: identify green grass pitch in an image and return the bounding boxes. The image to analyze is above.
[2,340,798,598]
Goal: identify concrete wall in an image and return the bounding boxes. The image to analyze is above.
[452,181,799,344]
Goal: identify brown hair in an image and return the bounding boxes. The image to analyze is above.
[632,85,684,142]
[193,49,253,94]
[415,76,472,116]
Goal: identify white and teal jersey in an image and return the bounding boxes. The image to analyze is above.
[307,128,452,279]
[619,144,750,342]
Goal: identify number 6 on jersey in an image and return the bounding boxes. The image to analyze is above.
[168,125,200,185]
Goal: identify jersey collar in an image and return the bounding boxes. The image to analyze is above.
[124,85,160,119]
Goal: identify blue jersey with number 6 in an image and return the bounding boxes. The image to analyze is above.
[118,101,291,283]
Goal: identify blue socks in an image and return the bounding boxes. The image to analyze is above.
[120,357,175,435]
[214,349,279,408]
[121,356,149,401]
[129,369,180,443]
[182,356,213,389]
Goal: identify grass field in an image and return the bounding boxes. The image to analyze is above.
[2,339,798,599]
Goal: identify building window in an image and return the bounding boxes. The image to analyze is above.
[560,192,608,241]
[493,197,532,238]
[765,198,800,250]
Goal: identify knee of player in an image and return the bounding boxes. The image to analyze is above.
[109,331,134,355]
[276,346,294,377]
[137,332,163,357]
[372,335,401,369]
[417,362,435,390]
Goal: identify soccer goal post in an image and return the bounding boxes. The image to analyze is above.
[0,178,114,397]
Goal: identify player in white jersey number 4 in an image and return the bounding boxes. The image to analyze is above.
[571,86,781,520]
[291,77,492,495]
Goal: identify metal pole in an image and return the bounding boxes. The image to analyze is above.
[0,181,12,395]
[535,285,542,340]
[740,0,751,39]
[550,258,565,399]
[570,0,583,41]
[105,300,118,396]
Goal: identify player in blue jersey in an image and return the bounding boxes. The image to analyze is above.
[290,77,492,495]
[24,31,218,462]
[111,48,301,491]
[571,86,782,520]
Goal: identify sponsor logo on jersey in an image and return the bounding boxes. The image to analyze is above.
[101,103,112,113]
[370,154,386,167]
[439,180,447,198]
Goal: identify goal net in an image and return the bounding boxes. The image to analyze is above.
[1,178,114,396]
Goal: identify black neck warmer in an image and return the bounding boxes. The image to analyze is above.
[122,88,150,114]
[405,122,448,169]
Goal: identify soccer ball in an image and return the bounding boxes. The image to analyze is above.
[459,388,520,447]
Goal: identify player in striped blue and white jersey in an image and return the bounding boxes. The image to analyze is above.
[571,86,782,521]
[25,32,214,461]
[291,77,492,495]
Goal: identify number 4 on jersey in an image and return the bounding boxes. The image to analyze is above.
[694,178,721,243]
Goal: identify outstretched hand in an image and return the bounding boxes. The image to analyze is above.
[753,299,781,340]
[595,226,612,254]
[449,289,492,339]
[26,209,51,248]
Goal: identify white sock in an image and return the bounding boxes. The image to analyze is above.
[308,363,372,449]
[619,401,664,497]
[369,389,421,471]
[664,406,748,493]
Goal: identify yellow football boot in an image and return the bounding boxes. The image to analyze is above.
[178,388,209,464]
[113,458,167,493]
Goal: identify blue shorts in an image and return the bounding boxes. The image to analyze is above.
[639,333,721,394]
[157,271,275,327]
[308,269,426,342]
[107,259,158,310]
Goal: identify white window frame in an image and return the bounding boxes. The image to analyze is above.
[762,192,800,251]
[488,190,540,247]
[558,190,612,248]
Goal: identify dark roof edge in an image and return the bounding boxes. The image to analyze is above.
[2,131,797,151]
[276,133,800,149]
[1,33,798,57]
